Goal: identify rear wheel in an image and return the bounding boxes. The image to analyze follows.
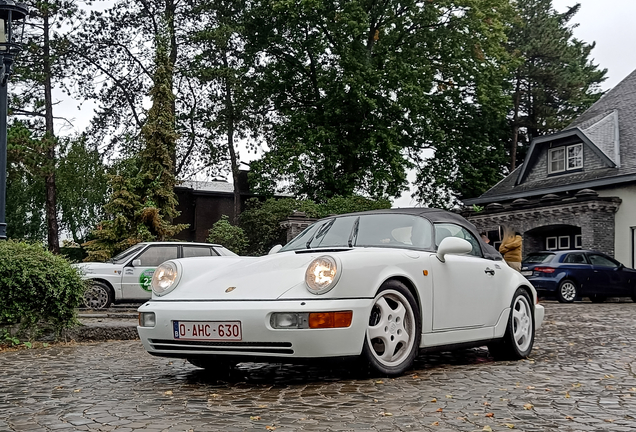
[362,280,421,376]
[488,288,534,360]
[589,295,607,303]
[83,281,113,310]
[557,280,577,303]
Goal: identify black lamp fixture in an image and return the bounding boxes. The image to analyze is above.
[0,0,27,240]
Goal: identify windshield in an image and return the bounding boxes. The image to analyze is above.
[280,214,433,252]
[111,244,146,264]
[524,253,554,264]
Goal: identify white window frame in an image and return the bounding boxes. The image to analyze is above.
[546,236,558,250]
[575,235,582,249]
[558,236,570,249]
[548,143,583,174]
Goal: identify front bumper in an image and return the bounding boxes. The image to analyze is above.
[137,298,373,360]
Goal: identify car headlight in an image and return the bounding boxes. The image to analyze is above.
[152,261,181,296]
[305,256,340,294]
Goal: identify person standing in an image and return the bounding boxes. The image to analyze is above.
[499,227,523,271]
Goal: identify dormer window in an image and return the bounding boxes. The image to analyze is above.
[549,143,583,174]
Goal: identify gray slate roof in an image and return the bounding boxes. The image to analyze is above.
[465,69,636,204]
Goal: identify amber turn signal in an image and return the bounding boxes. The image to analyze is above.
[308,311,353,329]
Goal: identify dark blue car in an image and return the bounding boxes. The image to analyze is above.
[521,250,636,303]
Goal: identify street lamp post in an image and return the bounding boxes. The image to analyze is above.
[0,0,27,240]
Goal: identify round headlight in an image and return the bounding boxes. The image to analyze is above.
[305,256,339,294]
[152,261,180,296]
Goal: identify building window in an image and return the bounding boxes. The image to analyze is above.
[546,237,557,250]
[549,143,583,174]
[575,235,582,249]
[559,236,570,249]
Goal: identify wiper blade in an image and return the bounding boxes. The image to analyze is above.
[348,217,360,247]
[306,218,335,249]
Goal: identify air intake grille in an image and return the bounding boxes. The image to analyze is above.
[149,339,294,355]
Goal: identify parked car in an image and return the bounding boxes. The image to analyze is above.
[521,250,636,303]
[74,242,237,309]
[137,208,544,376]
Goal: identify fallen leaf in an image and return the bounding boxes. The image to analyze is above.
[483,402,491,406]
[572,383,581,388]
[485,413,494,418]
[565,416,574,420]
[210,394,219,398]
[498,388,508,391]
[568,342,575,346]
[483,426,493,432]
[431,421,439,426]
[604,374,614,379]
[504,423,515,429]
[604,419,614,423]
[565,392,570,398]
[373,399,378,402]
[457,417,467,421]
[431,398,437,403]
[375,380,384,384]
[526,386,535,389]
[266,426,276,431]
[380,412,393,417]
[164,390,173,396]
[630,388,636,392]
[250,416,261,421]
[445,394,453,399]
[73,389,81,393]
[436,408,443,412]
[523,403,533,410]
[412,374,420,379]
[258,405,267,408]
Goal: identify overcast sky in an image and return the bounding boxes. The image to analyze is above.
[393,0,636,207]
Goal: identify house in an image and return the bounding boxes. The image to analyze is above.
[463,69,636,268]
[173,171,256,243]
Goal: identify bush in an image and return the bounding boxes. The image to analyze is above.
[239,195,391,255]
[0,241,86,339]
[207,216,249,255]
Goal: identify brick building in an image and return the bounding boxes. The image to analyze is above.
[464,69,636,268]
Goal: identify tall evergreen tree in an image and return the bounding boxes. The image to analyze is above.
[506,0,606,170]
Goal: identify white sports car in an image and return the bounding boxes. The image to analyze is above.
[138,209,544,376]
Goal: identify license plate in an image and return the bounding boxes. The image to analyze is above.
[521,270,533,276]
[173,321,242,341]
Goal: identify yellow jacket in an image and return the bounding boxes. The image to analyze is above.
[499,235,522,263]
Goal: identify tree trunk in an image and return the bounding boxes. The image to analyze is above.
[510,74,522,172]
[165,0,177,173]
[43,8,60,254]
[222,52,241,224]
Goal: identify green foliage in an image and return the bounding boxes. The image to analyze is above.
[239,196,390,255]
[207,215,249,255]
[0,241,86,338]
[83,36,188,262]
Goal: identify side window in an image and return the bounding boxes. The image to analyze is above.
[136,246,179,267]
[183,246,218,258]
[563,253,587,264]
[435,223,481,257]
[588,254,618,268]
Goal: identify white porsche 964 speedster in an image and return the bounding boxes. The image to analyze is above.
[138,208,544,376]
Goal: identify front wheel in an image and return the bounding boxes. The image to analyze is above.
[488,288,535,360]
[83,281,113,310]
[361,280,421,376]
[557,280,578,303]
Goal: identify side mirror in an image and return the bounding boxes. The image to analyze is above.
[436,237,472,263]
[132,259,142,267]
[268,244,283,255]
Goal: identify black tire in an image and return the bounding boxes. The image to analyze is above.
[488,288,535,360]
[83,281,113,310]
[589,295,607,303]
[361,280,421,376]
[557,279,578,303]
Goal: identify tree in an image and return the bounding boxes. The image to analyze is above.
[246,0,513,205]
[187,0,265,223]
[10,0,82,253]
[83,35,187,261]
[506,0,606,170]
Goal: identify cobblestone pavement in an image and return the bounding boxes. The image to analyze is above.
[2,301,636,432]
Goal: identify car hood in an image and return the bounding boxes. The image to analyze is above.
[157,252,319,301]
[72,262,121,275]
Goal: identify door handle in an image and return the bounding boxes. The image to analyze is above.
[485,268,495,276]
